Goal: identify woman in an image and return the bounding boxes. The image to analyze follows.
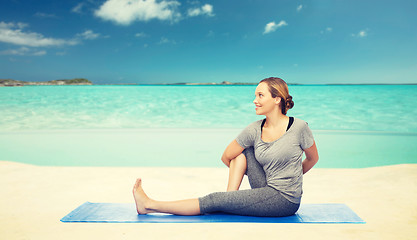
[133,77,319,217]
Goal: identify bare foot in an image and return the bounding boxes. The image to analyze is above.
[132,178,152,214]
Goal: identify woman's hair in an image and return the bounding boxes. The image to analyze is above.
[259,77,294,115]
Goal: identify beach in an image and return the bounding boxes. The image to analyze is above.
[1,161,416,240]
[2,0,416,238]
[1,85,416,239]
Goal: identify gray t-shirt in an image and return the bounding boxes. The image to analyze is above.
[236,117,314,204]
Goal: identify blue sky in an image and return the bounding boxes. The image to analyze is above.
[0,0,416,84]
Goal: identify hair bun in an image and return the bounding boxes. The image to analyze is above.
[286,96,294,110]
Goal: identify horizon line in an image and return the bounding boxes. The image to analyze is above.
[96,82,417,86]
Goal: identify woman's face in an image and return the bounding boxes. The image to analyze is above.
[253,82,280,115]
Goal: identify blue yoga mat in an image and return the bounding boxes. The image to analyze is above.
[61,202,365,223]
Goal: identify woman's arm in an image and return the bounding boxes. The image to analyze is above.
[302,141,319,174]
[221,140,244,167]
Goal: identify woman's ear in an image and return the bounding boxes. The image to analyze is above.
[275,97,281,105]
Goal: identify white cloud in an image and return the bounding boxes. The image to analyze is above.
[358,30,367,37]
[159,37,169,44]
[321,27,332,34]
[187,4,214,17]
[17,23,29,29]
[0,47,46,56]
[352,29,368,38]
[187,8,200,17]
[94,0,181,25]
[157,37,176,44]
[0,21,79,47]
[72,3,85,14]
[1,22,28,29]
[135,32,149,38]
[297,5,303,12]
[263,20,288,34]
[187,0,200,5]
[76,30,100,40]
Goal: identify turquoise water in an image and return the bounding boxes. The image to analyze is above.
[1,85,416,132]
[0,129,415,168]
[1,85,416,168]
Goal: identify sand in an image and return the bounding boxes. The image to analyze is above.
[1,161,416,240]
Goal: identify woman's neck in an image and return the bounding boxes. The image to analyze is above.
[264,111,288,128]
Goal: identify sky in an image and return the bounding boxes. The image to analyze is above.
[0,0,416,84]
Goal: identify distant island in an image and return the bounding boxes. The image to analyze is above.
[1,78,415,87]
[0,78,93,87]
[0,79,259,87]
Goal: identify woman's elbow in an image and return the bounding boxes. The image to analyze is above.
[313,155,319,164]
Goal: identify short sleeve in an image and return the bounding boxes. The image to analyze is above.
[300,122,314,150]
[235,121,258,149]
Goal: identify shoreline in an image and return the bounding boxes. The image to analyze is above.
[1,161,416,240]
[1,127,416,134]
[1,128,416,168]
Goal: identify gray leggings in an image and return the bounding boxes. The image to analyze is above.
[199,147,300,217]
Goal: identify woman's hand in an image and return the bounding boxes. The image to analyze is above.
[302,141,319,174]
[221,140,244,167]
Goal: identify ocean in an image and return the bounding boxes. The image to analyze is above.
[1,85,416,168]
[1,85,416,132]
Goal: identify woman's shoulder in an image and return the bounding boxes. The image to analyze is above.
[247,119,264,128]
[292,117,310,129]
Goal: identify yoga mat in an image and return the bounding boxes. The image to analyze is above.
[61,202,365,223]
